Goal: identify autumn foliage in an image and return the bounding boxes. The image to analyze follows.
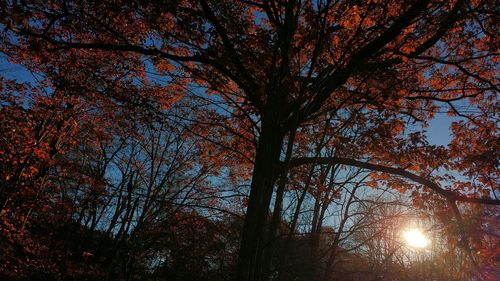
[0,1,498,281]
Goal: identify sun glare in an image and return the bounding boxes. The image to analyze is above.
[403,228,429,248]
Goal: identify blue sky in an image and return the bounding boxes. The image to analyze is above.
[426,115,454,145]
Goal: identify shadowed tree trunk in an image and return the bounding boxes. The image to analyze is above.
[262,127,296,280]
[236,109,285,281]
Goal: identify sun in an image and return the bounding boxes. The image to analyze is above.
[403,228,429,248]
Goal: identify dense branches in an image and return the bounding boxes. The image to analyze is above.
[0,1,498,280]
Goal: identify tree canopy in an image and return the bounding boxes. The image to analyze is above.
[0,1,498,281]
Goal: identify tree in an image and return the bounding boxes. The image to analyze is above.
[1,1,498,281]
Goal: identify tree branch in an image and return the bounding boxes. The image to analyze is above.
[287,156,500,205]
[292,0,432,124]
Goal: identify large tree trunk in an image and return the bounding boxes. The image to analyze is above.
[235,115,284,281]
[261,128,296,280]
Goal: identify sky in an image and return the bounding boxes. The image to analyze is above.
[426,115,454,146]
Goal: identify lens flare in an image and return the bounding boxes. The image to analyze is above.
[403,228,429,248]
